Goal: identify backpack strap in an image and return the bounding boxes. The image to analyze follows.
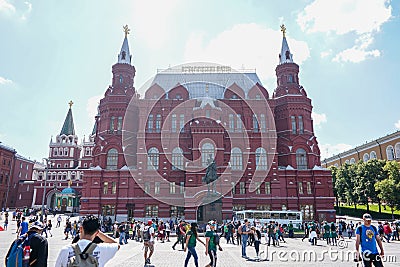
[71,244,82,263]
[82,243,97,257]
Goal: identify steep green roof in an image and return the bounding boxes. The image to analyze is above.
[60,108,75,135]
[91,121,97,135]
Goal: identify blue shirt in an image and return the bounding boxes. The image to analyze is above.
[356,225,378,254]
[20,221,29,235]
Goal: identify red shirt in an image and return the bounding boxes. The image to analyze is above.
[383,224,392,234]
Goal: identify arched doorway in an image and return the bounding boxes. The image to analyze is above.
[46,190,60,210]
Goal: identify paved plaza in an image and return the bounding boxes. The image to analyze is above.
[1,215,399,267]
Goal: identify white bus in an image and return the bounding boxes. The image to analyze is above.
[234,210,302,227]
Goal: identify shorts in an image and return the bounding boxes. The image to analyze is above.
[144,241,154,252]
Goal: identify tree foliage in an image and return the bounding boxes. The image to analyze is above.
[331,159,399,214]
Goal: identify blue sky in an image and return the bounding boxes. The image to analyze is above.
[0,0,399,162]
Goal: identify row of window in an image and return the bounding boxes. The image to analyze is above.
[2,158,11,166]
[291,116,304,134]
[0,174,9,184]
[340,144,400,165]
[52,147,70,157]
[101,204,184,218]
[109,116,123,132]
[146,144,268,171]
[146,113,269,134]
[103,182,117,194]
[143,181,185,195]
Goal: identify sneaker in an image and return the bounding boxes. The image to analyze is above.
[146,258,151,264]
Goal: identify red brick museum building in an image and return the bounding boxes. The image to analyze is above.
[17,26,335,223]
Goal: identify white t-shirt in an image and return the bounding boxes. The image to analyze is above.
[55,239,119,267]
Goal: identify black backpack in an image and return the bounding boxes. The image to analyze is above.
[143,227,151,242]
[213,232,220,245]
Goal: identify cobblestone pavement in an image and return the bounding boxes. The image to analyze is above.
[1,215,399,267]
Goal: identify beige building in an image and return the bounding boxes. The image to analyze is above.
[322,131,400,168]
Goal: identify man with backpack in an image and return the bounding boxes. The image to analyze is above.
[5,221,48,267]
[143,220,155,265]
[355,213,385,267]
[55,215,119,267]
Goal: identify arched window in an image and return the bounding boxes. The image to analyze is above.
[296,148,307,170]
[201,143,215,167]
[260,114,266,133]
[106,149,118,170]
[253,114,259,132]
[370,151,377,160]
[229,114,234,132]
[155,114,162,133]
[345,160,350,164]
[395,143,400,159]
[172,147,183,170]
[147,115,153,132]
[64,147,69,156]
[386,146,394,161]
[147,147,159,170]
[350,158,356,164]
[231,147,243,170]
[255,147,267,170]
[363,153,370,162]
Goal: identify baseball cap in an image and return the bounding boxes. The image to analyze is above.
[30,221,44,231]
[363,213,372,220]
[148,220,153,225]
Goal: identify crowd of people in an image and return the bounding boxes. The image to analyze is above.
[1,208,400,267]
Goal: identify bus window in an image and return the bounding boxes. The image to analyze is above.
[288,213,297,220]
[262,212,271,219]
[245,212,254,219]
[280,213,289,219]
[254,212,262,219]
[237,213,244,220]
[271,213,280,220]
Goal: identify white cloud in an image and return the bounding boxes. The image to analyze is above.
[21,1,32,20]
[320,50,332,58]
[0,0,15,13]
[86,95,102,120]
[0,76,13,85]
[297,0,392,35]
[395,120,400,130]
[333,33,380,63]
[297,0,392,63]
[183,23,310,86]
[131,0,181,49]
[320,143,353,159]
[311,111,327,126]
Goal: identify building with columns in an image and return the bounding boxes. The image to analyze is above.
[77,25,335,223]
[322,131,400,168]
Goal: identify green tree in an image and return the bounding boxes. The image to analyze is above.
[375,161,400,219]
[336,163,358,210]
[354,159,386,212]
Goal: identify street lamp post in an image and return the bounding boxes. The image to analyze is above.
[40,158,52,222]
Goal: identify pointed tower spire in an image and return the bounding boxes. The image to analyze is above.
[279,24,294,64]
[118,25,132,64]
[60,101,75,135]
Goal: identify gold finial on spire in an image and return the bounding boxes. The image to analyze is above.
[68,179,72,187]
[123,25,130,37]
[280,24,286,38]
[68,100,74,108]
